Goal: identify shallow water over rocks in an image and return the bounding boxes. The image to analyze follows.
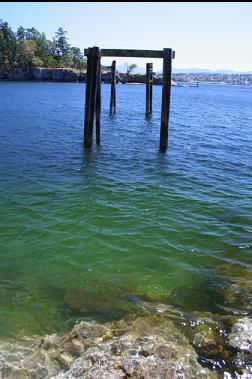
[0,308,251,378]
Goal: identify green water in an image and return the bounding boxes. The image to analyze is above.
[0,82,251,339]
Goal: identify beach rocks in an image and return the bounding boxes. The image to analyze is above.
[186,315,252,377]
[0,337,59,378]
[0,315,218,378]
[54,349,123,379]
[228,317,252,352]
[0,310,251,378]
[227,317,252,378]
[215,264,252,315]
[51,316,216,379]
[190,321,235,371]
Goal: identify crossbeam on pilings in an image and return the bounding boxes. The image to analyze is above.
[83,46,175,150]
[84,48,175,59]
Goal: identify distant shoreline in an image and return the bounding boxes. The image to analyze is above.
[0,67,162,85]
[0,68,251,86]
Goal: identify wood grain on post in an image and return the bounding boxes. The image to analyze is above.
[160,48,172,151]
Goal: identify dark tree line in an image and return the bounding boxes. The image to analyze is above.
[0,20,86,70]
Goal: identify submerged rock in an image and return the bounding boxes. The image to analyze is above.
[0,309,251,378]
[215,264,252,315]
[0,315,217,379]
[63,287,146,322]
[228,317,252,352]
[0,337,60,378]
[49,316,216,379]
[227,317,252,378]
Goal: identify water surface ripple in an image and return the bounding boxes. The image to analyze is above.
[0,82,251,337]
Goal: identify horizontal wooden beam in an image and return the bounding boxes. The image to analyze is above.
[101,49,164,58]
[84,48,175,59]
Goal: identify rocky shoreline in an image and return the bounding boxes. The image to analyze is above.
[0,67,165,85]
[0,68,86,83]
[0,262,251,378]
[0,301,251,379]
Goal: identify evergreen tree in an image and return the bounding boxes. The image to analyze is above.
[71,47,86,69]
[54,27,70,60]
[0,20,17,66]
[25,27,41,41]
[35,33,51,67]
[16,26,25,40]
[0,19,88,70]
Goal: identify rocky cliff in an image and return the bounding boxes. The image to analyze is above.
[0,68,86,82]
[0,67,166,85]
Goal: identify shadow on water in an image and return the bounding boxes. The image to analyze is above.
[47,268,251,325]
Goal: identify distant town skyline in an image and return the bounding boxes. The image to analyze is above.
[1,2,252,72]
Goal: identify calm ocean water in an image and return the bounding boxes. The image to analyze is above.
[0,82,251,338]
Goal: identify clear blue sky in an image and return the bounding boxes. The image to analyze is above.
[1,2,252,71]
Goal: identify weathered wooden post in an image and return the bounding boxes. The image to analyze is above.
[84,47,174,149]
[84,47,92,145]
[146,62,153,117]
[110,60,116,115]
[160,48,172,151]
[84,46,100,146]
[96,53,101,145]
[150,63,153,116]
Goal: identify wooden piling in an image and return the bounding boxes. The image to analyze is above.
[150,63,153,115]
[87,47,99,145]
[146,63,150,117]
[113,61,116,113]
[84,47,92,145]
[84,46,100,146]
[84,46,175,150]
[110,60,116,114]
[146,63,153,117]
[96,54,101,145]
[160,48,172,151]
